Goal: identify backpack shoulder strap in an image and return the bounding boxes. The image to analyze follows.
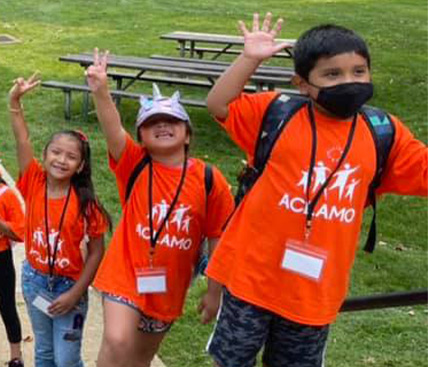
[234,94,308,205]
[253,94,309,170]
[192,163,214,278]
[204,163,213,198]
[360,106,396,252]
[125,154,151,202]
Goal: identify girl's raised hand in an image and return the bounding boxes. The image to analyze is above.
[9,72,40,102]
[240,12,290,62]
[86,48,109,94]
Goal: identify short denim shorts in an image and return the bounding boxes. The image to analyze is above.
[103,292,173,333]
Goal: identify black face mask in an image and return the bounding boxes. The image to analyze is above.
[310,82,374,118]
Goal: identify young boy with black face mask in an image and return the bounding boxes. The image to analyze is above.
[205,13,427,367]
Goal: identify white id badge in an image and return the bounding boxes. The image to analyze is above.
[281,239,327,282]
[32,293,54,318]
[136,268,167,294]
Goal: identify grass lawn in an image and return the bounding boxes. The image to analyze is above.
[1,0,427,366]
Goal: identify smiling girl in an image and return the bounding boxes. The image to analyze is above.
[9,74,112,367]
[86,49,234,367]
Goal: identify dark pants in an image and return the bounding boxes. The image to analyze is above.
[0,248,22,343]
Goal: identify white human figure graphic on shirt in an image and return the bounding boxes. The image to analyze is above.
[136,223,143,236]
[329,164,359,200]
[48,229,64,253]
[345,179,361,201]
[297,170,309,193]
[157,200,170,229]
[181,216,192,234]
[33,228,44,248]
[170,204,190,231]
[313,161,331,196]
[149,205,158,220]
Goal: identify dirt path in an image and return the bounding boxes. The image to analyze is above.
[0,245,165,367]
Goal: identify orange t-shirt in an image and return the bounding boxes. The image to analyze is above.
[0,183,24,252]
[17,159,108,281]
[206,92,427,325]
[94,135,234,322]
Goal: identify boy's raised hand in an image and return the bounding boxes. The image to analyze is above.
[86,48,109,94]
[240,12,290,61]
[9,72,40,102]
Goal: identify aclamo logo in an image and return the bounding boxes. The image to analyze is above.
[136,200,193,250]
[278,161,360,223]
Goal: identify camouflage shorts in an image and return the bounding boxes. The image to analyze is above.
[103,293,173,333]
[207,288,329,367]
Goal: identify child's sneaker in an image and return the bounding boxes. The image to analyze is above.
[8,359,24,367]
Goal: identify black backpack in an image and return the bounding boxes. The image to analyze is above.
[235,94,396,253]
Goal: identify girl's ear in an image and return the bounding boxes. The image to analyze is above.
[292,74,310,95]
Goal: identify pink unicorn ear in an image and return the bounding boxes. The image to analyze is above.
[152,83,163,100]
[171,90,181,102]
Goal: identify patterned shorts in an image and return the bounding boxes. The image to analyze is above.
[207,288,329,367]
[103,293,173,333]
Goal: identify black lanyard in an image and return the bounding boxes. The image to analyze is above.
[148,155,188,266]
[44,181,72,282]
[304,103,358,239]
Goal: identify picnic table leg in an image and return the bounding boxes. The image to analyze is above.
[179,41,186,57]
[189,41,195,58]
[114,77,123,108]
[82,69,90,123]
[211,44,233,60]
[256,82,264,92]
[64,89,72,122]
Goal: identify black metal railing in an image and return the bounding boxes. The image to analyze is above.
[341,289,428,312]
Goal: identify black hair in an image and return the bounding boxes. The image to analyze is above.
[293,24,371,81]
[44,130,113,231]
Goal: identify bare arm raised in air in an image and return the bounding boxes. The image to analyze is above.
[86,48,127,161]
[206,13,290,119]
[9,74,40,174]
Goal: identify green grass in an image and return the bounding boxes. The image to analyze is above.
[1,0,427,366]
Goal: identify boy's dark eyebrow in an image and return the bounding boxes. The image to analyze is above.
[320,63,368,73]
[319,67,341,73]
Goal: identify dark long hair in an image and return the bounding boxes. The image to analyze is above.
[44,130,113,231]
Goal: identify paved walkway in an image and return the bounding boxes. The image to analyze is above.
[0,245,165,367]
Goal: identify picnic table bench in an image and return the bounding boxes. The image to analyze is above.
[41,80,206,121]
[160,31,295,60]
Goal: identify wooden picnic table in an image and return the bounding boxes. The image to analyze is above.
[59,52,294,90]
[160,31,296,60]
[44,52,298,122]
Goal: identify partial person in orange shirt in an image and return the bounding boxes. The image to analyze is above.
[9,75,112,367]
[205,13,427,367]
[86,49,234,367]
[0,174,25,367]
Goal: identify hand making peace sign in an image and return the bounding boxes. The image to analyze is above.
[9,72,41,101]
[86,48,110,94]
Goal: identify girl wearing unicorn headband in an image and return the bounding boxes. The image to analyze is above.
[87,49,234,367]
